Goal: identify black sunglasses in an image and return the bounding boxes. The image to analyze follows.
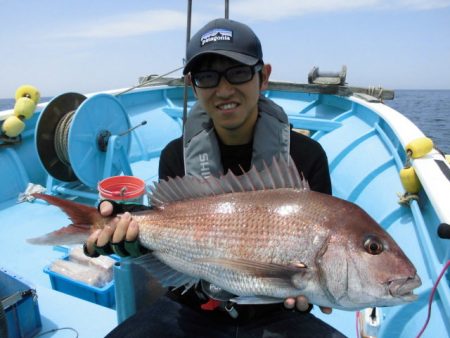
[191,64,263,89]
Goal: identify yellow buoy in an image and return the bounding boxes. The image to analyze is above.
[405,137,433,159]
[399,166,421,194]
[15,85,40,105]
[14,97,36,119]
[1,116,25,137]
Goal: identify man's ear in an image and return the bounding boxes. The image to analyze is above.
[186,74,198,97]
[185,73,193,86]
[260,64,272,91]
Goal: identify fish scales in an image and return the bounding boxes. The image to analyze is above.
[136,189,328,262]
[29,156,421,310]
[133,189,333,297]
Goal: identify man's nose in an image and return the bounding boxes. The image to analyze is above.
[215,76,235,97]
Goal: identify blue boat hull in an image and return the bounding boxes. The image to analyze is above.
[0,83,448,337]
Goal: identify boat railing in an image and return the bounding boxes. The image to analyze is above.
[137,74,394,101]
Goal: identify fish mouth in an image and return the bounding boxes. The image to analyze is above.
[387,274,422,300]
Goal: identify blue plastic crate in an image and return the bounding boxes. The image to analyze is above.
[43,248,117,309]
[0,268,42,338]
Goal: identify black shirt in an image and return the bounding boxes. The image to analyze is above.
[159,129,332,195]
[111,127,331,317]
[158,128,331,316]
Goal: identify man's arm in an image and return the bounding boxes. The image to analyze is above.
[289,130,332,195]
[158,137,185,180]
[85,138,183,257]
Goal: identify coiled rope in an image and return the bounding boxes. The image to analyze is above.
[54,110,75,167]
[115,65,184,96]
[51,65,184,167]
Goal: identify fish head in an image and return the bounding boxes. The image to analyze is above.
[317,202,421,310]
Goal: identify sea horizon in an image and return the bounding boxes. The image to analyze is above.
[1,88,450,101]
[1,89,449,154]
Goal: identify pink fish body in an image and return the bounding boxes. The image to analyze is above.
[31,157,421,310]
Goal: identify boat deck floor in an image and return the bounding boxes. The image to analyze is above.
[1,155,445,338]
[0,157,355,337]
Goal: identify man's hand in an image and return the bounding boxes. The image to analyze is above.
[284,296,332,314]
[84,201,139,256]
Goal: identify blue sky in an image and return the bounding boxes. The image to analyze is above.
[1,0,449,98]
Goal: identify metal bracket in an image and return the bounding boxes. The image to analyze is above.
[308,66,347,85]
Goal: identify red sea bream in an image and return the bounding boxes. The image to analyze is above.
[30,157,421,310]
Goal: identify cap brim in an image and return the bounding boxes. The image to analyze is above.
[183,50,260,74]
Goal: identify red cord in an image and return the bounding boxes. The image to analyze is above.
[416,260,450,338]
[356,261,449,338]
[200,298,222,311]
[355,311,360,337]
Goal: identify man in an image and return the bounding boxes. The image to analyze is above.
[86,18,344,337]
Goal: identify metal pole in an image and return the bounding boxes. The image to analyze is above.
[186,0,192,50]
[225,0,229,19]
[182,0,193,127]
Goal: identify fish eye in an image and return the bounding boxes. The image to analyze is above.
[364,235,384,255]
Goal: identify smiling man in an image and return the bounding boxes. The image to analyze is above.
[159,19,332,191]
[88,18,343,338]
[191,56,264,144]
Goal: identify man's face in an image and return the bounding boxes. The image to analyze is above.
[190,55,270,144]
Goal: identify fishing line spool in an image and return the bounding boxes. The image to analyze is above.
[35,92,133,188]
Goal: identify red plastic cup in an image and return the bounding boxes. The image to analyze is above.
[98,176,146,204]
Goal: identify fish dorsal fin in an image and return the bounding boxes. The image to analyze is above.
[150,155,309,207]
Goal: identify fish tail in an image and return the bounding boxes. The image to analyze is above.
[27,193,106,245]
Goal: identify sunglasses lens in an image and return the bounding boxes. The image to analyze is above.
[226,66,253,84]
[193,71,219,88]
[192,64,261,88]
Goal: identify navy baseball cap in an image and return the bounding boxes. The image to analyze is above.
[183,18,263,74]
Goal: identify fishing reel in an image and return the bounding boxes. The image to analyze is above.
[35,92,136,189]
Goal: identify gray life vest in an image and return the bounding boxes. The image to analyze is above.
[183,95,290,178]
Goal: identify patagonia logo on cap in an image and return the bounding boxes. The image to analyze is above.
[201,29,232,46]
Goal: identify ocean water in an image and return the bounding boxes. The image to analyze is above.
[385,90,450,154]
[1,90,449,153]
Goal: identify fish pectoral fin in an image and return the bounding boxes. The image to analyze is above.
[197,257,306,281]
[231,296,283,305]
[133,253,199,289]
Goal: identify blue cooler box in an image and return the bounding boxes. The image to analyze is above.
[0,268,42,338]
[43,248,116,308]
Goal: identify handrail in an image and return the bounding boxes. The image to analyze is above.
[137,76,395,101]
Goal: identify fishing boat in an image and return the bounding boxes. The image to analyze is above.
[1,1,449,334]
[1,67,449,337]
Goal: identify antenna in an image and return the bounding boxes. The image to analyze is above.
[225,0,229,18]
[182,0,230,128]
[182,0,193,127]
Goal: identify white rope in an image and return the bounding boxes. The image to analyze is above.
[115,66,184,96]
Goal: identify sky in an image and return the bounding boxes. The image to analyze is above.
[1,0,450,98]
